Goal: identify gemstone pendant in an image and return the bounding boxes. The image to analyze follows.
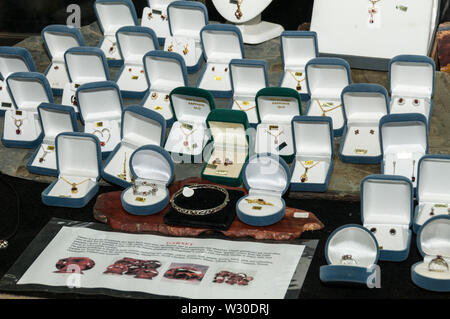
[39,157,44,163]
[100,141,105,147]
[16,129,21,135]
[411,177,416,182]
[183,140,189,147]
[296,84,301,91]
[235,10,242,20]
[300,174,308,183]
[71,185,78,194]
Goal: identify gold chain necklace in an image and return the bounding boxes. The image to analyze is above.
[288,70,306,91]
[234,99,255,112]
[180,125,197,148]
[60,176,91,194]
[235,0,243,20]
[316,99,342,117]
[265,129,284,145]
[298,160,322,183]
[368,0,381,24]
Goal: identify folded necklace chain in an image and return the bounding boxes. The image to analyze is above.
[316,99,342,117]
[60,176,91,194]
[234,99,255,112]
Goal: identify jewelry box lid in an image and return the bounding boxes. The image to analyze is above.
[200,24,245,63]
[6,72,54,110]
[144,50,188,91]
[389,55,435,99]
[361,175,414,227]
[291,115,334,158]
[129,144,175,185]
[116,26,159,65]
[305,57,352,98]
[169,86,215,123]
[167,1,208,41]
[0,47,36,81]
[76,81,123,124]
[41,25,85,63]
[230,59,268,98]
[281,31,319,69]
[255,87,302,123]
[206,109,250,149]
[243,154,291,195]
[416,155,450,204]
[64,47,110,84]
[38,103,79,142]
[94,0,138,36]
[417,215,450,258]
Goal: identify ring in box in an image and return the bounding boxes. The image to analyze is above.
[255,87,302,164]
[26,103,78,176]
[121,145,174,216]
[41,25,85,96]
[320,224,380,285]
[141,0,177,45]
[141,51,188,127]
[279,31,319,100]
[236,154,290,227]
[305,57,352,137]
[94,0,138,67]
[2,72,53,148]
[411,216,450,292]
[102,106,166,188]
[41,132,101,208]
[229,59,268,127]
[290,116,334,192]
[339,84,389,164]
[115,26,159,99]
[197,24,245,98]
[389,55,435,125]
[414,155,450,233]
[361,175,413,262]
[166,1,208,74]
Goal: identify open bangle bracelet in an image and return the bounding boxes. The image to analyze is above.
[133,181,158,197]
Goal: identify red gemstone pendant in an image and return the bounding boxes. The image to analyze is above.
[100,141,105,147]
[16,129,21,135]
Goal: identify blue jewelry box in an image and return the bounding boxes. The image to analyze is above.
[41,25,85,96]
[141,0,177,46]
[229,59,268,127]
[279,31,318,101]
[197,24,245,98]
[361,175,413,262]
[290,116,334,192]
[339,83,389,164]
[140,50,188,127]
[304,57,352,137]
[102,105,166,188]
[121,145,175,216]
[320,224,380,285]
[94,0,138,67]
[411,215,450,292]
[414,155,450,233]
[115,26,159,99]
[42,132,102,208]
[236,154,290,227]
[26,103,78,176]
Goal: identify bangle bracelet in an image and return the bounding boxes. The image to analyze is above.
[133,181,158,197]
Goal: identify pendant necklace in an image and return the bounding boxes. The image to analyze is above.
[14,118,23,135]
[316,99,342,117]
[105,37,117,54]
[235,0,243,20]
[0,174,20,250]
[368,0,381,24]
[39,145,53,163]
[117,152,127,181]
[265,129,284,145]
[298,160,322,183]
[60,176,91,194]
[288,70,305,91]
[180,125,197,149]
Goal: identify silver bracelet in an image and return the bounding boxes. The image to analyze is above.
[132,181,158,197]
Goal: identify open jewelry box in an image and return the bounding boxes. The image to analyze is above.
[94,0,138,67]
[379,113,428,189]
[115,26,159,99]
[201,109,250,187]
[254,87,302,164]
[411,215,450,292]
[2,72,53,148]
[76,81,123,158]
[42,25,85,96]
[320,224,380,285]
[339,84,389,164]
[414,155,450,233]
[0,47,36,114]
[102,106,166,188]
[361,175,413,262]
[290,116,334,192]
[121,145,174,216]
[197,24,245,97]
[141,50,188,127]
[164,87,214,162]
[279,31,318,100]
[26,103,78,177]
[305,57,352,137]
[236,154,290,227]
[41,132,101,208]
[166,1,208,74]
[229,59,268,127]
[141,0,177,45]
[388,55,435,125]
[62,47,110,116]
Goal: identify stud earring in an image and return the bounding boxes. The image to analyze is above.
[398,97,405,105]
[412,99,420,107]
[390,228,396,236]
[151,92,158,100]
[354,129,360,135]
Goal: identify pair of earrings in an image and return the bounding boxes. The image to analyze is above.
[398,98,421,107]
[148,13,166,20]
[370,228,396,236]
[151,92,170,102]
[354,129,375,135]
[212,67,228,72]
[212,158,233,166]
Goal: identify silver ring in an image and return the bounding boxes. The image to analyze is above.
[340,254,357,265]
[428,255,449,273]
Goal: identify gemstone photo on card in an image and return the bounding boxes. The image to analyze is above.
[163,263,208,283]
[54,257,95,274]
[103,257,162,280]
[212,270,255,287]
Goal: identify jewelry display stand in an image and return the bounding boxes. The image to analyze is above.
[290,116,334,192]
[42,132,101,208]
[141,51,188,127]
[94,0,138,67]
[339,84,389,164]
[102,106,166,188]
[229,59,268,127]
[414,155,450,233]
[305,58,352,137]
[41,25,85,96]
[26,104,78,177]
[141,0,177,45]
[211,0,284,45]
[115,26,159,99]
[361,175,413,262]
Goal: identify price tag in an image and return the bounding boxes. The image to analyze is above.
[294,212,309,219]
[304,160,314,165]
[135,197,146,202]
[95,122,103,128]
[47,146,55,151]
